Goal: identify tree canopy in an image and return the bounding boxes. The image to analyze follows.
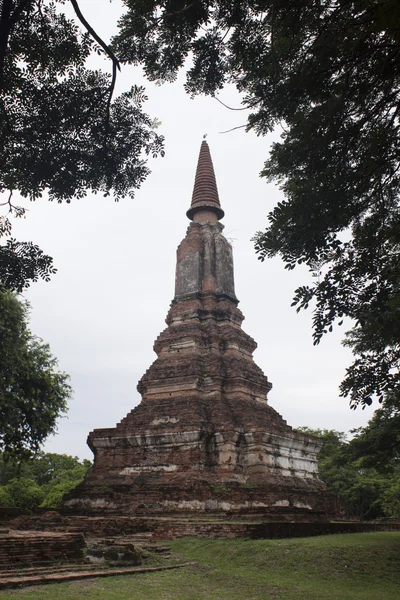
[0,289,71,457]
[0,0,164,203]
[113,0,400,408]
[0,0,164,291]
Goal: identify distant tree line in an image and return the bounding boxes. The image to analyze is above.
[0,452,91,510]
[299,394,400,520]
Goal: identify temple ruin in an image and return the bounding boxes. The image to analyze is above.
[65,141,336,518]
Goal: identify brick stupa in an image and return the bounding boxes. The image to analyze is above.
[65,141,336,518]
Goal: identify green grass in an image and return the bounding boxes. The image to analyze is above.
[1,532,399,599]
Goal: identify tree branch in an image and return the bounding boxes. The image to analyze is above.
[214,97,247,111]
[0,190,26,217]
[69,0,121,133]
[219,124,247,134]
[69,0,120,73]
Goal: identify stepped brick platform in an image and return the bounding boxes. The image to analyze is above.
[64,141,338,519]
[11,513,161,537]
[10,509,335,538]
[9,514,400,543]
[0,530,85,569]
[0,562,194,590]
[150,520,400,541]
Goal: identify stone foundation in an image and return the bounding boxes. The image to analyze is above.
[8,514,400,542]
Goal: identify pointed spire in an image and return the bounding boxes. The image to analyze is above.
[186,141,225,221]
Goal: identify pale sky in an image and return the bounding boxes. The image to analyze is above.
[4,0,375,460]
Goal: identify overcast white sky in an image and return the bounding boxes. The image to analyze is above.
[5,0,376,460]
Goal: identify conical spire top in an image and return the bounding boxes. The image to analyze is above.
[186,141,225,221]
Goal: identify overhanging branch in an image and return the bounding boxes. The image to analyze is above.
[69,0,121,131]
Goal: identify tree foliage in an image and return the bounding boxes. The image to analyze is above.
[346,392,400,471]
[299,399,400,520]
[0,451,90,509]
[113,0,400,408]
[0,289,71,457]
[0,207,56,292]
[0,0,164,202]
[0,0,165,291]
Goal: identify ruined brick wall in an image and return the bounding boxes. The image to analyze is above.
[0,532,85,568]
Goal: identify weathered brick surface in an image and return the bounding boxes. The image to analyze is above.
[151,520,400,541]
[64,141,338,519]
[10,513,400,542]
[11,514,156,537]
[0,531,85,568]
[187,141,224,220]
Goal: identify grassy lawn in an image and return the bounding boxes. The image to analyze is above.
[1,532,399,599]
